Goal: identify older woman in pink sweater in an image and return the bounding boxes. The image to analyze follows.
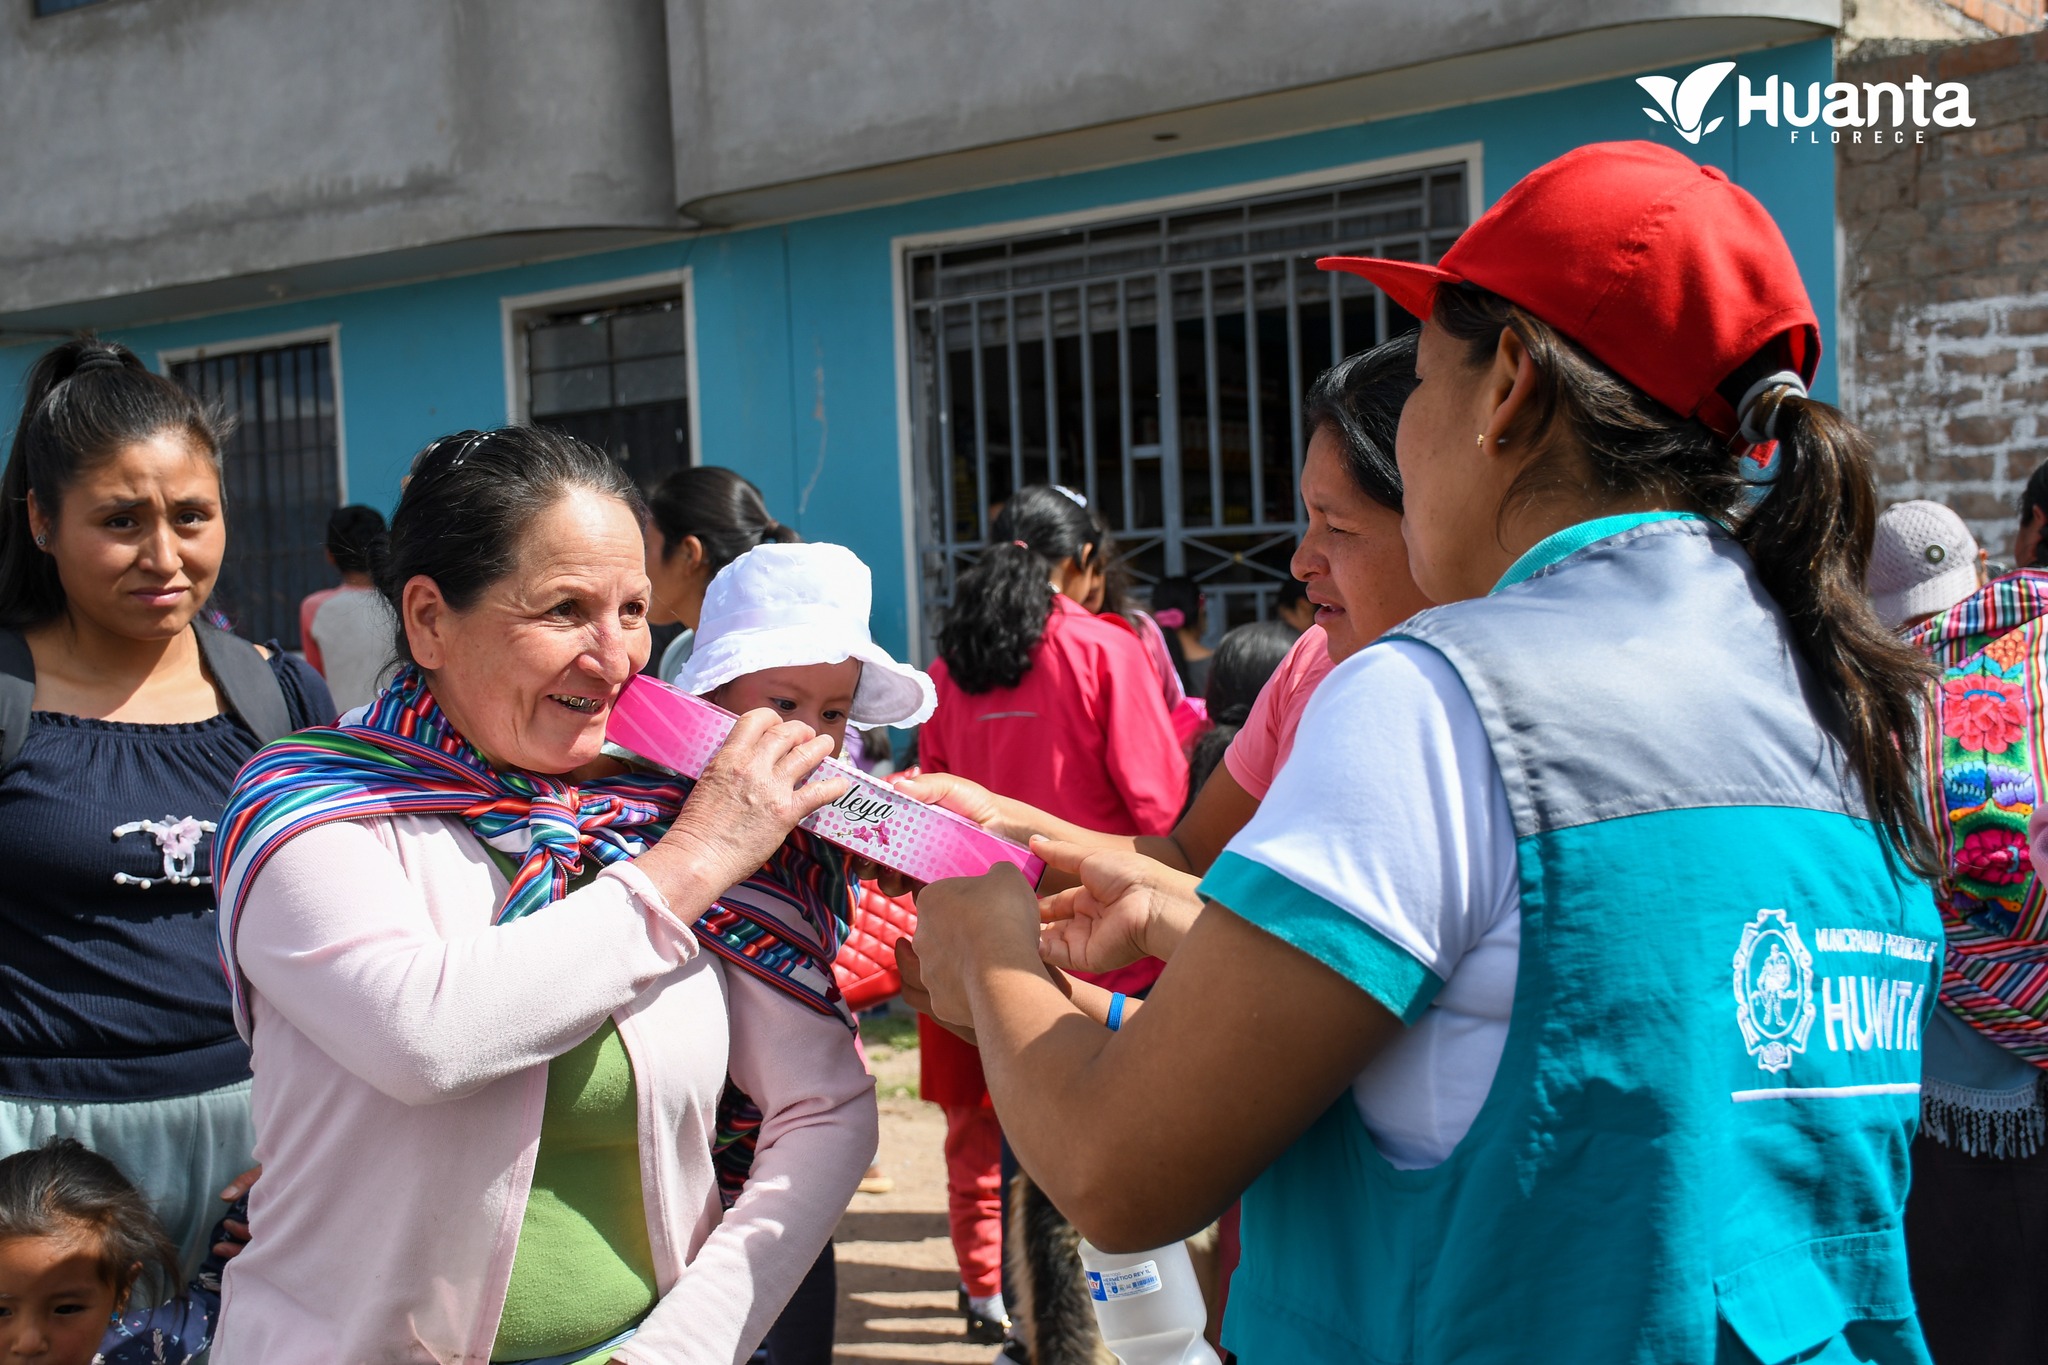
[209,427,875,1365]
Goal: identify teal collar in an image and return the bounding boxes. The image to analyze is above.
[1492,511,1706,594]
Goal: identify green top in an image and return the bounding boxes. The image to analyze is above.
[485,856,656,1365]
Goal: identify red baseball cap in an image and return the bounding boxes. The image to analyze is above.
[1319,141,1818,439]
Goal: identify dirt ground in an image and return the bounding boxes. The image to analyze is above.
[830,1026,1222,1363]
[831,1093,994,1363]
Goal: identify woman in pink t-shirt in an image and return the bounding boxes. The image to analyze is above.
[904,331,1427,876]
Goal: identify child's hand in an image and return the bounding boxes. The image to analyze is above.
[214,1165,260,1259]
[851,857,920,898]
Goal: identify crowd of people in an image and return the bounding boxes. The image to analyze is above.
[1,140,2043,1365]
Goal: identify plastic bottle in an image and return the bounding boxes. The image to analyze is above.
[1076,1238,1222,1365]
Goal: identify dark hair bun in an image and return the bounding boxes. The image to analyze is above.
[646,466,795,575]
[325,504,389,577]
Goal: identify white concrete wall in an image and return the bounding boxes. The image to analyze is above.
[665,0,1838,221]
[0,0,678,322]
[3,0,1838,324]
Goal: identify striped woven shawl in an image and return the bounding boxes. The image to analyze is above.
[1908,570,2048,1066]
[213,664,852,1201]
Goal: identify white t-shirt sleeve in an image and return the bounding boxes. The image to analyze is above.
[1198,638,1518,1024]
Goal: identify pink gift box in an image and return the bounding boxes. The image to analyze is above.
[605,674,1044,887]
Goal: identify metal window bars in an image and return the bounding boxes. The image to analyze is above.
[524,295,691,491]
[905,163,1467,655]
[171,340,340,651]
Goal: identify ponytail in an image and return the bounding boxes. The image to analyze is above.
[939,484,1103,694]
[939,541,1056,693]
[1434,283,1937,875]
[1732,388,1938,873]
[325,504,388,577]
[2,336,227,629]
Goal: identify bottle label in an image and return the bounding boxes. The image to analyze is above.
[1086,1260,1163,1303]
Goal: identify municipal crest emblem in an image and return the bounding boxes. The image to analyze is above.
[1732,908,1815,1073]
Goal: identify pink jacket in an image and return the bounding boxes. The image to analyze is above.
[213,814,876,1365]
[923,594,1188,997]
[923,595,1188,838]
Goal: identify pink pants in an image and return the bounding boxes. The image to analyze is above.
[941,1103,1003,1298]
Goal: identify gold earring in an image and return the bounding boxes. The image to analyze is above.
[1476,433,1485,447]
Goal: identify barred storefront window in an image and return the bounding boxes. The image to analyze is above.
[171,339,341,649]
[906,163,1469,647]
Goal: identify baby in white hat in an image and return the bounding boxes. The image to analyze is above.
[677,542,936,756]
[669,543,933,1009]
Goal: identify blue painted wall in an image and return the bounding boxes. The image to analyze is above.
[0,38,1836,658]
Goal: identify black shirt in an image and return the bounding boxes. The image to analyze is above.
[0,651,332,1102]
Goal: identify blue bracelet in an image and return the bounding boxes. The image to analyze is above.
[1106,992,1128,1032]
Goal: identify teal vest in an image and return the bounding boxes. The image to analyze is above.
[1221,518,1939,1365]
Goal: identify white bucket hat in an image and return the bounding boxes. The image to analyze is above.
[1868,499,1982,628]
[676,542,937,729]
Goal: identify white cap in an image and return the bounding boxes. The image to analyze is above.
[676,542,937,729]
[1868,500,1981,628]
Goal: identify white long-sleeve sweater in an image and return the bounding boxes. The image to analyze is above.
[212,813,876,1365]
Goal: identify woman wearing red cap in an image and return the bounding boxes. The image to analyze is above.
[906,141,1941,1364]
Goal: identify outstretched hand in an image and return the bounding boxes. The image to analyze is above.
[1033,837,1205,973]
[891,771,1041,846]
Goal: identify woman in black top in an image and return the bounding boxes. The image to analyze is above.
[0,338,332,1276]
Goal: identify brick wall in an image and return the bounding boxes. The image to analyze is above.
[1839,30,2048,559]
[1945,0,2045,39]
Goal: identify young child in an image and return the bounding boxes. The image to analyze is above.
[668,540,934,986]
[666,540,934,1007]
[678,541,935,763]
[672,541,936,1364]
[636,540,934,1089]
[0,1138,230,1365]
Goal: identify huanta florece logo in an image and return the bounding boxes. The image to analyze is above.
[1638,61,1975,145]
[1638,61,1736,143]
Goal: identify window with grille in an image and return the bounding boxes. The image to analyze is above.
[905,162,1469,649]
[522,295,691,491]
[170,340,340,651]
